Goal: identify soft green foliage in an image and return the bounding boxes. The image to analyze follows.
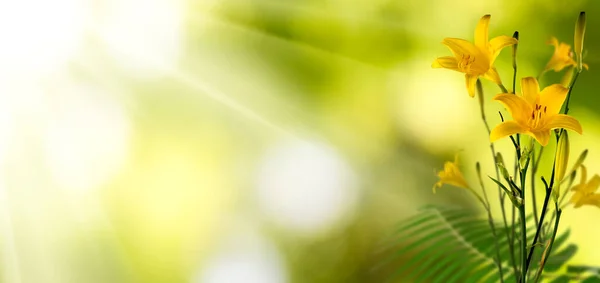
[380,207,600,282]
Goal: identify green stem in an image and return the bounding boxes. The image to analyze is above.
[511,205,516,274]
[504,197,518,276]
[477,80,516,277]
[503,104,522,277]
[519,204,527,282]
[536,70,546,82]
[534,204,562,283]
[563,70,580,115]
[533,147,545,173]
[498,83,509,94]
[531,146,539,228]
[518,157,530,282]
[476,163,505,282]
[525,183,551,272]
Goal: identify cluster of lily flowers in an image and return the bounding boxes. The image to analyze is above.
[428,12,598,281]
[432,13,599,209]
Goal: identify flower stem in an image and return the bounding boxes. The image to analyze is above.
[518,157,530,283]
[563,70,581,115]
[477,80,516,277]
[498,83,509,93]
[525,180,552,273]
[533,203,562,283]
[530,146,540,228]
[476,162,505,283]
[532,146,546,230]
[525,153,556,280]
[519,205,527,282]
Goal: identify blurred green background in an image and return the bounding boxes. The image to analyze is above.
[1,0,600,282]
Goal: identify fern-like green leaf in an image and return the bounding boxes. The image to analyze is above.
[378,207,579,282]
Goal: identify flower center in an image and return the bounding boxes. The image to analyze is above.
[458,54,476,73]
[529,104,547,129]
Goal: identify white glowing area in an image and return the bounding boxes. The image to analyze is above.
[0,0,88,77]
[95,0,184,77]
[256,140,358,234]
[43,84,131,193]
[197,223,287,283]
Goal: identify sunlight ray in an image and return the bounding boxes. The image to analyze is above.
[89,28,295,138]
[162,67,295,137]
[196,12,386,69]
[203,0,405,30]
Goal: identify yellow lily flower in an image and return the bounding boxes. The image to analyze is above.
[490,77,583,146]
[570,165,600,208]
[433,155,470,193]
[544,37,588,73]
[432,14,517,97]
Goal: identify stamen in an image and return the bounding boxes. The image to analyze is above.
[458,54,475,73]
[529,104,547,129]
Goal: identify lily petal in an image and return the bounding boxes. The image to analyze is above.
[490,121,526,142]
[547,36,559,48]
[493,93,532,123]
[432,56,459,71]
[433,181,443,193]
[576,194,600,208]
[545,40,577,73]
[571,165,588,192]
[442,38,490,72]
[543,114,583,135]
[521,77,540,105]
[474,15,491,50]
[482,67,502,84]
[571,183,585,192]
[545,58,568,73]
[539,84,568,115]
[584,175,600,194]
[442,38,481,57]
[570,192,584,207]
[465,74,478,97]
[489,35,518,63]
[588,195,600,208]
[434,158,470,193]
[531,130,551,146]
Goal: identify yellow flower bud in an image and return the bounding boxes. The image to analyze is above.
[574,11,586,71]
[554,131,570,199]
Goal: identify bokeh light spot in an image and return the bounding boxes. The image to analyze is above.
[256,139,358,234]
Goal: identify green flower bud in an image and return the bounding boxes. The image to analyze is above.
[575,11,586,71]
